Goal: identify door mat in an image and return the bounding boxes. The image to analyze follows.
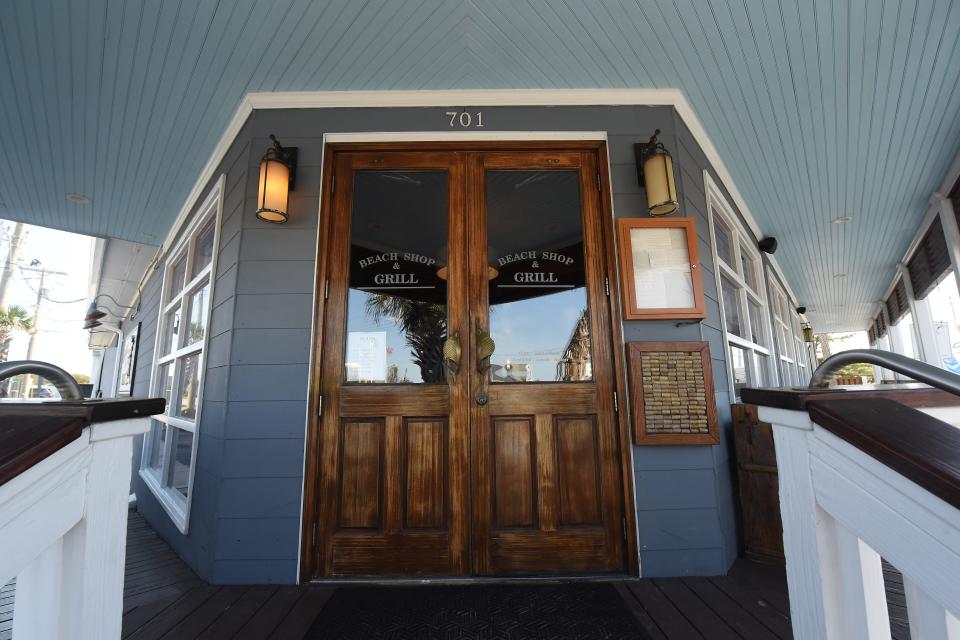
[305,582,648,639]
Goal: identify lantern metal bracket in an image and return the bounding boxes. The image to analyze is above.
[634,129,665,185]
[265,134,298,191]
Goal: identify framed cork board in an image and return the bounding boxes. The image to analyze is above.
[627,341,719,445]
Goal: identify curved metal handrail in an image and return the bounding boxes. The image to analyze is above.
[0,360,84,400]
[810,348,960,397]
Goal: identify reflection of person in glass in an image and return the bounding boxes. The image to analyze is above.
[365,294,446,383]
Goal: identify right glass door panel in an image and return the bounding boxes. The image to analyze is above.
[485,170,592,383]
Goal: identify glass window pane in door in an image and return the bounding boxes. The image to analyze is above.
[344,171,449,384]
[486,170,591,383]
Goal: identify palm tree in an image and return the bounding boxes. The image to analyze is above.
[0,305,33,397]
[0,305,32,361]
[364,294,446,383]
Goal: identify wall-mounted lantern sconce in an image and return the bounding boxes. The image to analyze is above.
[635,130,679,216]
[758,237,778,254]
[256,134,298,224]
[802,323,815,342]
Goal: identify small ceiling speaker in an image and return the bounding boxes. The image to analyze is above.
[796,306,807,315]
[758,237,778,254]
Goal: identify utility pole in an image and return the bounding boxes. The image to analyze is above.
[19,263,68,397]
[0,222,26,309]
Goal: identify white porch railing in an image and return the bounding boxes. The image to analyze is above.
[760,403,960,640]
[0,417,149,640]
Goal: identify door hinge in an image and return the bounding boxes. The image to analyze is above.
[324,279,329,299]
[331,174,335,194]
[317,395,323,417]
[596,171,601,191]
[604,276,610,296]
[312,521,318,548]
[622,517,627,540]
[613,390,619,413]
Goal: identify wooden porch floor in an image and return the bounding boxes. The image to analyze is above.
[0,510,911,639]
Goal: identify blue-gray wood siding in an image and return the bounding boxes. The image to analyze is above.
[124,105,764,583]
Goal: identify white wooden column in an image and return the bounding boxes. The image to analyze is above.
[934,193,960,302]
[899,262,938,366]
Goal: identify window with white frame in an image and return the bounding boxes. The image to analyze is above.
[706,178,773,397]
[792,312,811,384]
[141,184,221,532]
[768,279,798,386]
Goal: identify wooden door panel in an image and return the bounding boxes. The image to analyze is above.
[555,416,602,526]
[492,417,537,529]
[403,418,447,530]
[337,420,384,529]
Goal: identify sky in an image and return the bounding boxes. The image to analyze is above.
[0,219,95,378]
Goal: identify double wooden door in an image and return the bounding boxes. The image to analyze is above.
[310,146,627,577]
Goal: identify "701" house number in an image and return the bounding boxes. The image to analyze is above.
[446,111,484,128]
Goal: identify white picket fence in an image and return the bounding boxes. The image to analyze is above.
[760,405,960,640]
[0,417,148,640]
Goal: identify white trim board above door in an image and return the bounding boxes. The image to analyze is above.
[156,88,796,303]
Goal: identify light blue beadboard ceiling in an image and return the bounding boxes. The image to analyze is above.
[1,1,959,331]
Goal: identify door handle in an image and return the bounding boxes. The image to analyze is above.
[443,330,462,375]
[476,323,495,374]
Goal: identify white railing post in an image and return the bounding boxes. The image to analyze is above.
[760,406,830,638]
[7,416,149,640]
[903,577,960,640]
[760,406,893,640]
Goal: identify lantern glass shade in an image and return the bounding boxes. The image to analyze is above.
[256,157,290,223]
[643,149,679,216]
[803,326,814,342]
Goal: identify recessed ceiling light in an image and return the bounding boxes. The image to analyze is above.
[66,192,91,204]
[832,216,852,224]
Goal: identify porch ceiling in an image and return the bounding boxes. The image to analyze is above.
[1,1,959,331]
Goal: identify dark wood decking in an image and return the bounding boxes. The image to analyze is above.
[0,509,912,639]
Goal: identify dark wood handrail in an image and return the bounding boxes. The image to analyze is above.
[807,398,960,511]
[0,398,166,486]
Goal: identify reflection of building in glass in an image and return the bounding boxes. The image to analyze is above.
[557,308,591,382]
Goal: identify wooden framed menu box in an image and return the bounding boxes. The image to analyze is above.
[616,217,706,320]
[627,341,719,445]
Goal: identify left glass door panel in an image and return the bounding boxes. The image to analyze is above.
[343,171,449,384]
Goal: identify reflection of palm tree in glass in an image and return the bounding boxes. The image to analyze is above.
[365,294,446,383]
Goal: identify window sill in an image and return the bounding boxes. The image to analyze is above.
[139,468,190,534]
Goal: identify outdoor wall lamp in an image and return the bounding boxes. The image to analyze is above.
[635,130,679,216]
[802,323,815,342]
[255,134,298,224]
